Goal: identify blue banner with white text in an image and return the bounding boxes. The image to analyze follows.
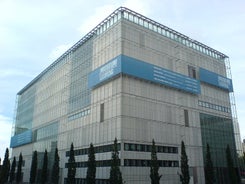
[88,55,200,94]
[10,130,32,148]
[199,68,233,92]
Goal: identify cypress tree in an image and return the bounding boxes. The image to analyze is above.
[0,148,10,183]
[180,141,190,184]
[16,152,23,184]
[51,148,60,184]
[150,139,162,184]
[9,156,16,183]
[109,138,123,184]
[204,143,215,184]
[86,143,96,184]
[67,143,76,184]
[226,144,237,184]
[29,150,38,184]
[41,149,48,184]
[243,152,245,165]
[0,158,1,175]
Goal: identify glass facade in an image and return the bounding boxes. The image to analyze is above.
[198,100,231,113]
[14,86,36,135]
[68,41,92,113]
[200,113,238,183]
[34,122,58,141]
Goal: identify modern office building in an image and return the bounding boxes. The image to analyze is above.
[10,7,241,184]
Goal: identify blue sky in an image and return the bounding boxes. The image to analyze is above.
[0,0,244,159]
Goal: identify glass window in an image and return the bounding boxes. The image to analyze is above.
[162,29,166,36]
[193,43,196,49]
[100,103,104,122]
[188,65,196,79]
[109,19,113,26]
[141,160,147,166]
[130,144,135,151]
[134,16,138,24]
[173,147,178,153]
[146,145,151,152]
[140,144,145,152]
[123,11,128,19]
[124,159,129,166]
[149,23,153,30]
[114,15,118,23]
[158,146,163,153]
[182,39,186,45]
[131,160,136,166]
[184,109,189,127]
[170,33,174,39]
[153,25,157,32]
[144,21,148,28]
[139,19,143,26]
[198,101,202,106]
[174,34,177,41]
[200,112,236,182]
[168,147,173,153]
[136,144,141,151]
[196,45,200,51]
[129,14,133,21]
[174,161,179,167]
[158,27,161,34]
[118,12,121,20]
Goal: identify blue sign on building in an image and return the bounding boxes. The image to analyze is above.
[88,57,122,88]
[10,130,32,148]
[121,55,200,94]
[199,68,233,92]
[88,54,200,94]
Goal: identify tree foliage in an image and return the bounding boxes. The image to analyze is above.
[204,143,215,184]
[9,156,16,183]
[51,148,60,184]
[226,144,238,184]
[150,139,162,184]
[109,138,123,184]
[180,141,190,184]
[67,143,76,184]
[41,149,48,184]
[16,152,23,183]
[30,150,38,184]
[86,143,96,184]
[0,148,10,184]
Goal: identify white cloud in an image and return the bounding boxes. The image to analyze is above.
[77,4,118,36]
[0,69,35,78]
[48,43,73,61]
[0,115,12,160]
[122,0,152,15]
[77,1,153,37]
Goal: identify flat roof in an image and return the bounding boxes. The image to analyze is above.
[18,7,228,95]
